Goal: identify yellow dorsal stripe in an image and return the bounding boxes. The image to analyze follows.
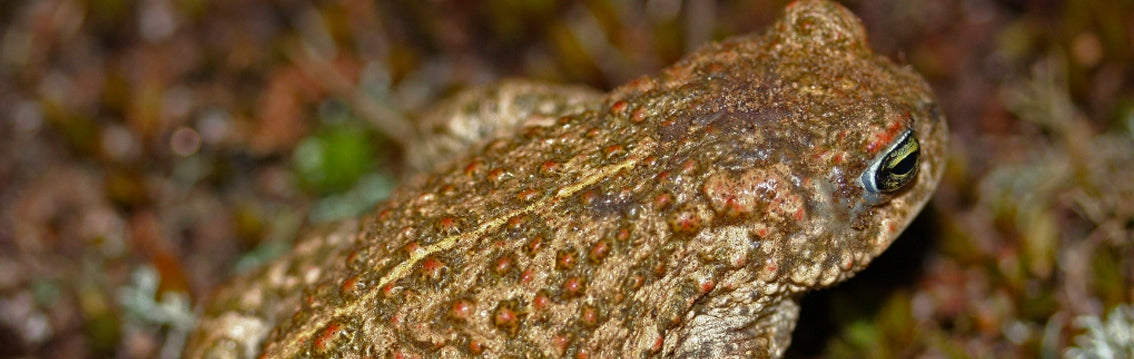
[276,155,639,357]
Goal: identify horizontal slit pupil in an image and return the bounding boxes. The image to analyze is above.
[890,151,917,176]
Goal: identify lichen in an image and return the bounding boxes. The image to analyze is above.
[1065,304,1134,359]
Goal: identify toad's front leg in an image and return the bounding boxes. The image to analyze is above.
[670,294,800,359]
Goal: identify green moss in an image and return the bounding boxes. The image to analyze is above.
[825,292,919,359]
[293,119,380,195]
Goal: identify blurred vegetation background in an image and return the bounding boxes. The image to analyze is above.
[0,0,1131,358]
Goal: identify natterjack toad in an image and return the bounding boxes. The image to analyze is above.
[185,0,947,357]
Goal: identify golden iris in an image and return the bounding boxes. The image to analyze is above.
[862,130,920,193]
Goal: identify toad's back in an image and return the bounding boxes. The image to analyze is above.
[185,1,947,358]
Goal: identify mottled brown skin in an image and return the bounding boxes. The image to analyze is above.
[406,80,603,173]
[185,1,947,358]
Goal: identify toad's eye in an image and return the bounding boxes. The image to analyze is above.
[862,129,920,193]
